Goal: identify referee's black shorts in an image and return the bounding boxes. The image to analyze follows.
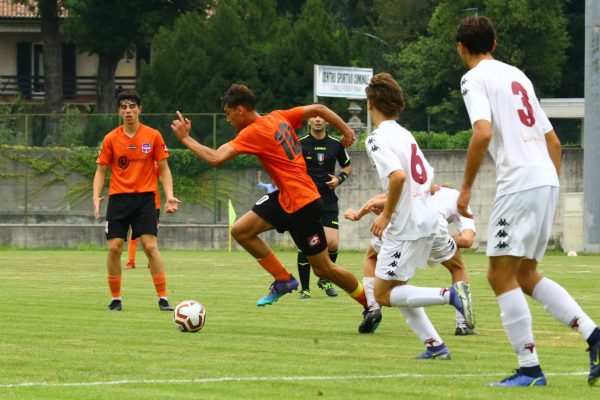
[252,191,328,255]
[106,192,157,240]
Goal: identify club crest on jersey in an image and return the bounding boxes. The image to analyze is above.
[141,143,151,153]
[307,233,321,248]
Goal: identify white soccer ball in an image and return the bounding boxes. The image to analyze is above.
[173,300,206,332]
[567,250,578,257]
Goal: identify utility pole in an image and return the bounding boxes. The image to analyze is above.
[584,0,600,251]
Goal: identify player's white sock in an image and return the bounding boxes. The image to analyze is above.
[389,284,447,307]
[498,288,539,367]
[532,277,597,340]
[399,306,444,347]
[363,277,377,309]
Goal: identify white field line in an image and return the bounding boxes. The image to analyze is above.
[0,371,588,389]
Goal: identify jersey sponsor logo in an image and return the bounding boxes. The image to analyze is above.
[462,87,469,96]
[141,143,152,154]
[118,156,130,169]
[127,145,138,150]
[314,146,327,150]
[386,270,396,277]
[307,233,321,248]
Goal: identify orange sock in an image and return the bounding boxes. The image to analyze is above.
[152,273,168,298]
[108,275,121,298]
[257,252,291,281]
[348,282,368,308]
[128,238,138,263]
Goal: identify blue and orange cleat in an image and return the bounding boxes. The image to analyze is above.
[256,275,299,306]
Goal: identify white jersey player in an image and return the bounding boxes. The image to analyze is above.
[456,15,600,387]
[346,184,477,336]
[358,72,474,360]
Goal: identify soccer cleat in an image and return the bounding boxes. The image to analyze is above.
[588,341,600,386]
[124,261,135,269]
[317,279,339,297]
[299,289,312,299]
[488,369,547,387]
[449,281,475,329]
[358,306,382,334]
[107,299,122,312]
[256,275,299,306]
[158,298,174,311]
[455,324,477,336]
[414,346,451,360]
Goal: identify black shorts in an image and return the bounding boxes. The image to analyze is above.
[320,200,339,230]
[252,191,328,255]
[106,193,157,240]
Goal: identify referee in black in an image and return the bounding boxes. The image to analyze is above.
[297,115,352,299]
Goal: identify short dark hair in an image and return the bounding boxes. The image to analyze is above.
[221,84,256,110]
[456,15,495,54]
[116,90,141,107]
[365,72,405,118]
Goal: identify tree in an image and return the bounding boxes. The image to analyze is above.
[390,0,569,131]
[62,0,206,113]
[13,0,64,145]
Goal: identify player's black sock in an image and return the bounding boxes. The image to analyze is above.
[297,251,311,291]
[587,327,600,347]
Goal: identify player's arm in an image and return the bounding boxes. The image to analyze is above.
[92,164,107,220]
[302,104,356,148]
[157,159,181,213]
[371,170,404,239]
[545,129,561,176]
[344,193,386,221]
[171,111,239,167]
[458,119,491,218]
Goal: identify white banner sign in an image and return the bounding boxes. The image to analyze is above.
[314,65,373,99]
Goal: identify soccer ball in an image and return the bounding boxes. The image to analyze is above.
[173,300,206,332]
[567,250,578,257]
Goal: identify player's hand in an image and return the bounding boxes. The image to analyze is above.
[325,174,339,189]
[341,130,356,148]
[165,197,182,213]
[371,214,391,239]
[171,111,192,142]
[457,188,473,219]
[343,208,358,221]
[93,196,104,220]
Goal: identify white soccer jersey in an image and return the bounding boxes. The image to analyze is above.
[365,120,438,240]
[460,59,559,195]
[431,186,476,233]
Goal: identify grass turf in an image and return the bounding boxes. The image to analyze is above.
[0,249,599,399]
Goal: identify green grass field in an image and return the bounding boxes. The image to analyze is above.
[1,249,599,399]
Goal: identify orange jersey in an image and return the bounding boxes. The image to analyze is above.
[97,123,169,195]
[229,107,319,213]
[153,162,161,209]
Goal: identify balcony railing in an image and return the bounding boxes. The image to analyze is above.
[0,75,137,102]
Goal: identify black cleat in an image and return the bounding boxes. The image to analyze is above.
[358,306,382,334]
[107,299,122,312]
[455,325,477,336]
[317,279,338,297]
[158,298,174,311]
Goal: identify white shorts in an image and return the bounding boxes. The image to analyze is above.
[428,233,457,266]
[487,186,558,262]
[371,229,455,267]
[374,234,434,281]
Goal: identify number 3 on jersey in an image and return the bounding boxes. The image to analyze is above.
[410,143,427,184]
[511,81,536,127]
